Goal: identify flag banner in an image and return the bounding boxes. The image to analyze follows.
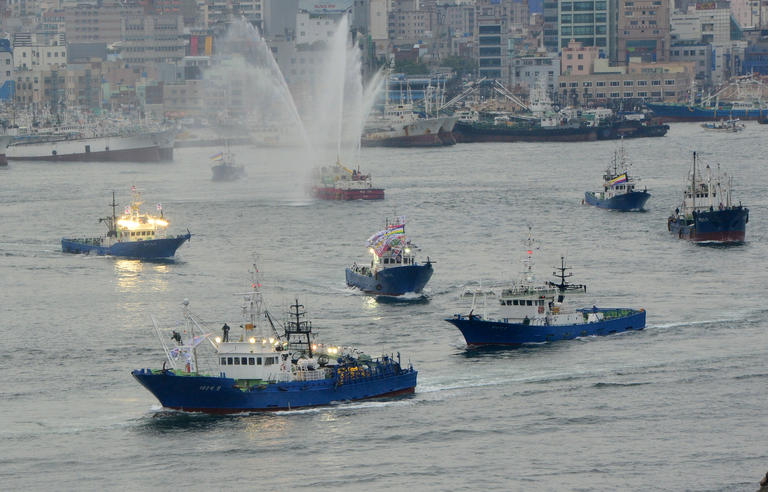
[608,173,627,187]
[210,152,224,161]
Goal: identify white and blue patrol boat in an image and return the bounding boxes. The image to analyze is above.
[584,141,650,211]
[345,217,433,296]
[448,231,645,347]
[61,188,190,259]
[132,266,417,413]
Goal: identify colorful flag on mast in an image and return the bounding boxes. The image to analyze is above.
[210,152,224,161]
[608,173,628,187]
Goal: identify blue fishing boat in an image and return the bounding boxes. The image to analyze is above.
[61,188,190,259]
[448,247,645,347]
[346,217,433,296]
[584,141,650,211]
[667,152,748,243]
[132,267,417,413]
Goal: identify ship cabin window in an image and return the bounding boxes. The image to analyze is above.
[265,357,274,366]
[227,357,233,364]
[234,357,240,365]
[526,300,533,306]
[220,357,226,365]
[257,357,262,365]
[512,300,519,305]
[249,357,255,365]
[240,357,247,365]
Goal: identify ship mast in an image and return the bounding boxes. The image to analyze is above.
[692,152,696,213]
[99,191,118,237]
[285,299,313,358]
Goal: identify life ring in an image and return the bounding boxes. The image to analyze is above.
[375,284,382,291]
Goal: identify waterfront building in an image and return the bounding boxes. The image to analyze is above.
[561,38,599,74]
[616,0,670,63]
[510,50,560,92]
[475,0,516,81]
[557,0,618,62]
[669,41,712,85]
[557,58,694,105]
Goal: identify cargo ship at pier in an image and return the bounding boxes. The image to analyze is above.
[0,134,10,165]
[7,128,174,162]
[453,117,668,143]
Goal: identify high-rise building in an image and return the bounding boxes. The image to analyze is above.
[557,0,618,62]
[476,0,516,80]
[616,0,670,63]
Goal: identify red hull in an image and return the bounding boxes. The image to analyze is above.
[313,187,385,200]
[164,386,415,414]
[362,130,455,147]
[8,145,172,163]
[688,230,746,242]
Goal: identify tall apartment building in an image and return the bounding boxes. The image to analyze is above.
[476,0,516,80]
[542,1,560,52]
[388,0,434,46]
[64,1,144,44]
[120,15,187,67]
[617,0,670,63]
[557,0,618,62]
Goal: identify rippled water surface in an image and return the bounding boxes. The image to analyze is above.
[2,123,767,490]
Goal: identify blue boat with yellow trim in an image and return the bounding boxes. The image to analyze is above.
[132,269,417,413]
[61,188,190,259]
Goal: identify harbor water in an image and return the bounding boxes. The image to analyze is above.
[2,122,767,490]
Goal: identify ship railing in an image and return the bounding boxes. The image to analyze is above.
[293,368,329,381]
[67,237,104,246]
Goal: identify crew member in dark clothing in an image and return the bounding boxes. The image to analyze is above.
[171,331,182,344]
[222,323,230,342]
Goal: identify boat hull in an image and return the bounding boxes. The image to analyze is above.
[584,191,651,211]
[453,121,668,143]
[7,130,174,162]
[648,102,768,122]
[211,164,246,181]
[446,308,646,346]
[668,207,748,242]
[61,233,191,259]
[131,368,417,413]
[312,186,385,200]
[346,263,433,296]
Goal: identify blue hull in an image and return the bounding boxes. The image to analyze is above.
[346,263,433,296]
[62,233,191,259]
[584,191,650,211]
[446,308,646,346]
[131,367,417,413]
[647,102,768,122]
[668,207,748,242]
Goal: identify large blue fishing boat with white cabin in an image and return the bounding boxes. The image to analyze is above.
[667,152,748,243]
[346,217,433,296]
[132,267,417,413]
[447,234,645,347]
[61,188,190,259]
[584,140,650,211]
